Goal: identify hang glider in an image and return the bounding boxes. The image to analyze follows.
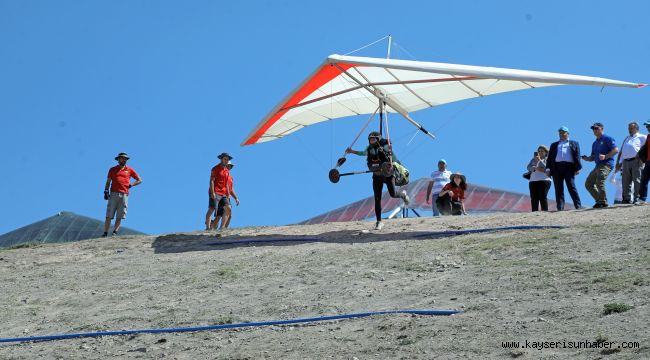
[242,54,645,146]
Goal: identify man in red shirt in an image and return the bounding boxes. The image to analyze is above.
[205,152,239,230]
[103,152,142,237]
[212,160,240,229]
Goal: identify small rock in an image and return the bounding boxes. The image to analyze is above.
[227,339,233,344]
[450,297,458,301]
[156,338,167,344]
[509,350,524,358]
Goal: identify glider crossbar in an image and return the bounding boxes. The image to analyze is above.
[279,76,478,113]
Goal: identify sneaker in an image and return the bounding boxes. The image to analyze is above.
[636,200,647,206]
[101,232,108,238]
[374,221,384,231]
[112,231,118,236]
[401,190,410,206]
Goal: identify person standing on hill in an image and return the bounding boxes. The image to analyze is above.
[205,153,237,230]
[212,160,240,229]
[582,122,619,208]
[346,131,409,230]
[614,121,646,204]
[426,159,452,216]
[103,152,142,237]
[546,126,583,211]
[636,120,650,205]
[527,145,552,211]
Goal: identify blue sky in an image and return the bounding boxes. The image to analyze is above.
[1,0,648,235]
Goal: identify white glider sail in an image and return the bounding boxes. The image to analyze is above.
[242,54,645,146]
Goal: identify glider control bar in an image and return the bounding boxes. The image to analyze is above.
[332,64,436,140]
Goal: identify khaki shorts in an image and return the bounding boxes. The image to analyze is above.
[106,192,128,220]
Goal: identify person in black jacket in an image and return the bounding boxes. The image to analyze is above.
[347,131,410,230]
[637,120,650,204]
[546,126,583,211]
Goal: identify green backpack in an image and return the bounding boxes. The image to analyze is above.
[392,161,410,186]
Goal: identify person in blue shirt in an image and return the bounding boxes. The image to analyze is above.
[581,122,619,208]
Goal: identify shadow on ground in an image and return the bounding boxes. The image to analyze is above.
[151,229,457,254]
[150,223,568,254]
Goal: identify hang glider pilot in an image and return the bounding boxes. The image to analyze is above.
[346,131,409,230]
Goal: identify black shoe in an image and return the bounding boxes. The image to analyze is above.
[112,231,118,236]
[600,203,609,208]
[101,232,108,237]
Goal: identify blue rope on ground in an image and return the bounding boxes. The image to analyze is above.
[413,225,566,238]
[0,309,460,344]
[207,237,321,246]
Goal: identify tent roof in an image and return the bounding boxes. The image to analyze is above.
[243,54,644,146]
[0,211,145,248]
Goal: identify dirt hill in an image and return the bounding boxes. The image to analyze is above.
[1,205,648,359]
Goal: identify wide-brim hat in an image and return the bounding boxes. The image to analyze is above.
[115,152,130,160]
[218,152,233,160]
[450,173,466,183]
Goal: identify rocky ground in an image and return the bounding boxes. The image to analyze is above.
[1,205,649,359]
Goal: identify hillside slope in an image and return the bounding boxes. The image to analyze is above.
[1,206,649,359]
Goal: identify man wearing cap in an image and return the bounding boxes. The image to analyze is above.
[614,122,646,204]
[103,153,142,237]
[636,120,650,204]
[425,159,452,216]
[582,122,619,208]
[205,153,236,230]
[546,126,583,211]
[212,160,240,229]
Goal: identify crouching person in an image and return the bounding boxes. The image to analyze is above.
[436,173,467,215]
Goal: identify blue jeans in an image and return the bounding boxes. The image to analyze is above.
[431,192,441,216]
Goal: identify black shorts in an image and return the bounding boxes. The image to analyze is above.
[215,197,231,216]
[208,194,227,209]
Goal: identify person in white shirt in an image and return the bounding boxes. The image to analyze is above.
[527,145,552,211]
[614,122,647,204]
[426,159,452,216]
